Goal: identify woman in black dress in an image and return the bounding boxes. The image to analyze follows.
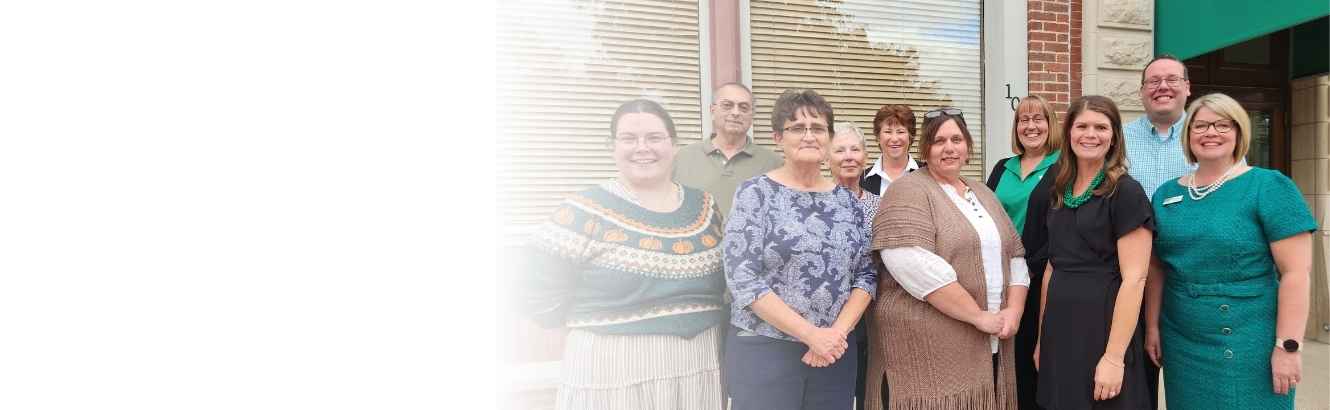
[1035,95,1153,409]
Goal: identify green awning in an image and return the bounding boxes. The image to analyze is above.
[1156,0,1330,60]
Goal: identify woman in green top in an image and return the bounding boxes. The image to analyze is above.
[1145,93,1315,409]
[984,95,1061,409]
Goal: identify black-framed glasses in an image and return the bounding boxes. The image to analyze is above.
[923,107,964,121]
[1190,119,1235,134]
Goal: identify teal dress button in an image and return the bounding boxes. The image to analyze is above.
[1221,327,1232,335]
[1223,349,1234,359]
[1219,304,1230,312]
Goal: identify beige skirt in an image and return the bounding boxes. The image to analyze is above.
[557,325,722,410]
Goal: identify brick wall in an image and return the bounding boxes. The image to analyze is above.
[1070,0,1082,102]
[1028,0,1080,112]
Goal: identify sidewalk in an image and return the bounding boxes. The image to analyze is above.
[505,341,1330,409]
[1299,340,1330,409]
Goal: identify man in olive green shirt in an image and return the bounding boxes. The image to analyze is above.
[674,83,784,218]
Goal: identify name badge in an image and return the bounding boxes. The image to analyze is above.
[1162,195,1183,206]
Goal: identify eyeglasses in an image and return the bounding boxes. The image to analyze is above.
[781,125,829,137]
[1143,76,1185,90]
[1017,114,1047,124]
[923,107,964,121]
[1190,119,1235,134]
[614,134,671,146]
[715,100,752,114]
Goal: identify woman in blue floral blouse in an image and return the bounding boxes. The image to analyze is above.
[721,89,878,410]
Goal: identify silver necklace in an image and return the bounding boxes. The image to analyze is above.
[1186,163,1239,201]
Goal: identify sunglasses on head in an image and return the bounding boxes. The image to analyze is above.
[923,107,964,120]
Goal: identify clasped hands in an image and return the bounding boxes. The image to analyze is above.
[974,307,1021,339]
[798,307,1020,368]
[799,326,849,368]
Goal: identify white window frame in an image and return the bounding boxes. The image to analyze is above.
[982,0,1029,176]
[699,0,713,141]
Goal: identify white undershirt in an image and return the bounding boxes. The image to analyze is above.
[867,156,920,196]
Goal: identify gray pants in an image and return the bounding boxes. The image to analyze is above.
[724,326,857,410]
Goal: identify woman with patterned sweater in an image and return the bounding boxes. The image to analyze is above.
[521,99,728,410]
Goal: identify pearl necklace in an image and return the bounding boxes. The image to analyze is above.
[1186,163,1239,201]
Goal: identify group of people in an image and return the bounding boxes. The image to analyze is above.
[519,55,1315,410]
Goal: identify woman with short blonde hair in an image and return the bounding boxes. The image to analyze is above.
[830,121,881,409]
[1145,93,1315,409]
[1177,93,1251,164]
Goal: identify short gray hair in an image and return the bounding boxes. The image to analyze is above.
[832,121,867,149]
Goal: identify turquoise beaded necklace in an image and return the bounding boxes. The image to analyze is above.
[1062,169,1105,208]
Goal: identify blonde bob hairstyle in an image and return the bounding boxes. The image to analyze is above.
[1010,95,1062,155]
[1181,93,1251,165]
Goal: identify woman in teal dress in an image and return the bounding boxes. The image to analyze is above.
[1145,93,1315,409]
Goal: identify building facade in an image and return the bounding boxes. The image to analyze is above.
[498,1,1329,407]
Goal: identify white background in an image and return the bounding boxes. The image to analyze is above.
[0,1,489,408]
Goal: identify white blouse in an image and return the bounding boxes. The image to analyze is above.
[878,184,1030,352]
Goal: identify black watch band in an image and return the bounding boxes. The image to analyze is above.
[1277,338,1301,353]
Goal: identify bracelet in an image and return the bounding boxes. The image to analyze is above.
[1101,357,1125,368]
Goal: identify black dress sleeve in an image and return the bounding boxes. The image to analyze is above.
[1021,162,1058,263]
[985,157,1008,191]
[1108,175,1155,239]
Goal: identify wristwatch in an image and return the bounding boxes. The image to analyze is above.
[1275,338,1301,353]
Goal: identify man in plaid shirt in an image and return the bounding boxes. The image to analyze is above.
[1124,55,1196,201]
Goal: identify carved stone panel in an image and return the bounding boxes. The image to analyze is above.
[1099,74,1145,111]
[1099,0,1152,30]
[1099,35,1152,69]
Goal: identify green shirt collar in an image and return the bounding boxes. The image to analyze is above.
[1003,150,1061,180]
[705,133,757,156]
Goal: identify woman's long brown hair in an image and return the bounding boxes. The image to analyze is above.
[1050,95,1129,208]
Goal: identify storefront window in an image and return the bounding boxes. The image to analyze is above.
[1246,110,1272,169]
[497,0,704,242]
[748,0,985,177]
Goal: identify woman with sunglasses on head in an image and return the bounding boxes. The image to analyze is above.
[1144,93,1314,409]
[985,95,1062,409]
[1035,96,1153,409]
[869,107,1029,409]
[722,89,877,410]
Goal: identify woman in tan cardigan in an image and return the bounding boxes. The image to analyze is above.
[868,108,1029,410]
